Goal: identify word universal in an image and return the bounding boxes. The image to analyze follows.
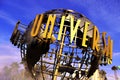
[31,14,113,64]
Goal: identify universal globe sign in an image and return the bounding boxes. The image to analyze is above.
[10,9,113,80]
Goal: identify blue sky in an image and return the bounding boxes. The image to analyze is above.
[0,0,120,79]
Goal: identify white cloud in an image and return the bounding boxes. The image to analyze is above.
[4,0,46,20]
[0,55,21,65]
[0,10,16,25]
[0,42,21,72]
[100,66,120,80]
[0,43,20,56]
[106,72,120,80]
[0,54,21,72]
[69,0,120,33]
[113,52,120,56]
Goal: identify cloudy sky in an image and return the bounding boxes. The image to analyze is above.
[0,0,120,80]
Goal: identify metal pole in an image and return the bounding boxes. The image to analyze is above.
[52,27,66,80]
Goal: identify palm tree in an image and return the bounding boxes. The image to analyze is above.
[3,66,11,79]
